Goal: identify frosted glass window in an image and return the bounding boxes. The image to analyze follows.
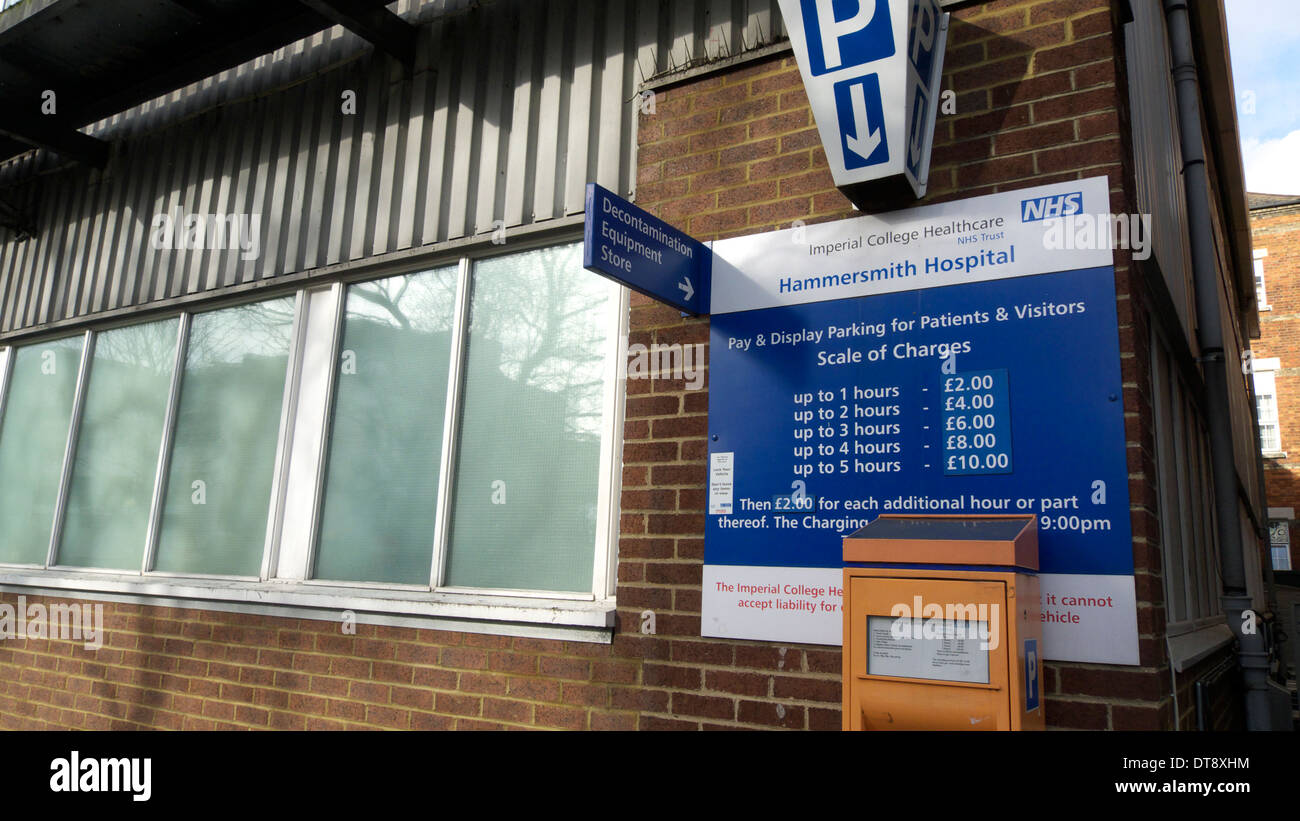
[153,298,295,576]
[314,267,458,584]
[444,244,617,592]
[58,319,179,570]
[0,337,84,564]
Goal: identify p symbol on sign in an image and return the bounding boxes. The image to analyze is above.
[815,0,876,69]
[802,0,896,75]
[910,1,936,66]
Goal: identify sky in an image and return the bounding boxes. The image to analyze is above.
[1226,0,1300,195]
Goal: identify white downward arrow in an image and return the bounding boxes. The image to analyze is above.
[678,276,694,302]
[845,81,882,163]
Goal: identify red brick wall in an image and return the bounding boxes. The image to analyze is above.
[0,593,641,730]
[1170,652,1244,731]
[626,0,1177,730]
[1249,202,1300,570]
[0,0,1211,731]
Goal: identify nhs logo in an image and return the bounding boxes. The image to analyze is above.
[1021,191,1085,222]
[801,0,895,75]
[780,0,949,200]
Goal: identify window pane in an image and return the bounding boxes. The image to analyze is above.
[58,319,179,569]
[0,337,84,564]
[314,267,458,584]
[1261,423,1280,453]
[153,299,296,576]
[444,244,616,592]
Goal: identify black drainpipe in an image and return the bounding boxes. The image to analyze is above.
[1162,0,1272,729]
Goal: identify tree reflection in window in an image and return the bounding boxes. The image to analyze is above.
[0,336,85,564]
[445,243,617,593]
[314,267,459,585]
[58,318,179,569]
[154,298,295,576]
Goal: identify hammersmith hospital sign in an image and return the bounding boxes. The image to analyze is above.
[584,12,1137,664]
[702,177,1141,666]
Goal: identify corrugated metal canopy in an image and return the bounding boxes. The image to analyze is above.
[0,0,789,335]
[0,0,411,165]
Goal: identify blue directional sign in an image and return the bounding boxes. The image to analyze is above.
[583,183,711,315]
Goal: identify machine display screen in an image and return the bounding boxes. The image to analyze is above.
[866,615,991,684]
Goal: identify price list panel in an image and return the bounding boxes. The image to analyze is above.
[701,176,1141,663]
[706,265,1134,578]
[941,369,1012,475]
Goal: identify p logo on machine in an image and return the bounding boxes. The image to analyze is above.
[1024,638,1040,712]
[834,74,889,169]
[801,0,895,75]
[780,0,949,202]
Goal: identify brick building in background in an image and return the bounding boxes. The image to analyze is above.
[0,0,1283,730]
[1248,192,1300,573]
[1246,191,1300,688]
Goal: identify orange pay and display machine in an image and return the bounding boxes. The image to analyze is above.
[841,514,1044,731]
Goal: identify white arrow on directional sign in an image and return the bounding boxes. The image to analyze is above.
[678,276,694,302]
[845,81,882,164]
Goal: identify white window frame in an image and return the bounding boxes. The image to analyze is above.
[0,238,627,642]
[1254,248,1270,311]
[1253,357,1283,457]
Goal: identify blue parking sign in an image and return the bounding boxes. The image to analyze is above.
[801,0,895,75]
[908,0,942,82]
[833,73,889,168]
